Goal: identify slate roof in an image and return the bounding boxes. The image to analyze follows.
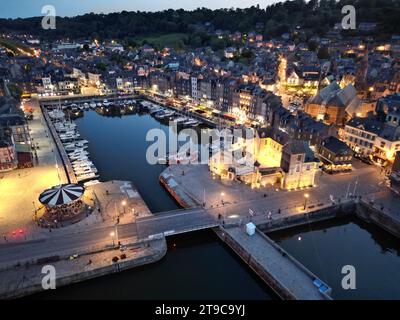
[283,140,316,162]
[346,117,384,135]
[321,136,352,156]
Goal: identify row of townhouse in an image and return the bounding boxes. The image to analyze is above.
[343,117,400,165]
[340,94,400,165]
[145,70,272,119]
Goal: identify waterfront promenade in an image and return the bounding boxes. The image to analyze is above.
[0,97,68,237]
[161,161,384,221]
[41,106,77,183]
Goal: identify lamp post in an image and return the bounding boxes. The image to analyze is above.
[303,193,309,210]
[110,231,115,246]
[220,192,225,205]
[122,200,126,214]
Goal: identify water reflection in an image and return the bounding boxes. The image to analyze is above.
[269,215,400,299]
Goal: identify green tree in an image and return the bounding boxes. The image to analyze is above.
[317,46,330,60]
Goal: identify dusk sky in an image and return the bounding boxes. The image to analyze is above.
[0,0,281,19]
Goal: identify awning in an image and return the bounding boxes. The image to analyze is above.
[39,183,85,207]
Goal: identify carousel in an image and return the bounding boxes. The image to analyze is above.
[38,183,86,224]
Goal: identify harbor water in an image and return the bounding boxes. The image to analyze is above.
[33,109,274,300]
[33,108,400,299]
[268,216,400,300]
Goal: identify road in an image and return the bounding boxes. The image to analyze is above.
[0,157,390,268]
[0,222,138,266]
[0,207,218,266]
[136,207,217,239]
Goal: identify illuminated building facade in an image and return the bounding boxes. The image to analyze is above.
[280,141,319,190]
[344,117,400,164]
[0,139,17,172]
[318,136,353,173]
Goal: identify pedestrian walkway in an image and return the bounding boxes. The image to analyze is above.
[0,98,68,237]
[220,227,332,300]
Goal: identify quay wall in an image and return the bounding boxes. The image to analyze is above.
[214,227,296,300]
[159,174,199,208]
[41,106,77,184]
[139,95,218,128]
[356,201,400,238]
[258,201,355,233]
[39,94,138,107]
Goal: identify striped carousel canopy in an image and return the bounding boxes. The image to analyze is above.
[39,184,84,207]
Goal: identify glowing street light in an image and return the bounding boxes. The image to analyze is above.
[220,192,225,205]
[303,193,309,210]
[110,231,115,246]
[122,200,126,214]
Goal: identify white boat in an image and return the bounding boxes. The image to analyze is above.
[55,126,76,133]
[48,109,65,120]
[83,103,90,110]
[154,111,166,119]
[74,167,98,175]
[71,156,90,163]
[73,162,94,169]
[183,119,200,127]
[60,130,77,136]
[69,154,89,161]
[55,122,76,129]
[60,134,80,142]
[103,99,111,107]
[68,148,87,155]
[64,141,88,148]
[97,102,102,107]
[70,155,90,162]
[75,139,89,145]
[68,148,88,155]
[60,132,80,138]
[158,110,175,119]
[65,144,87,152]
[174,116,188,123]
[149,106,164,115]
[69,153,89,161]
[72,159,94,165]
[90,102,97,109]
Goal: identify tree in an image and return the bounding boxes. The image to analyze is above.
[96,62,107,71]
[82,43,90,52]
[308,40,319,52]
[317,47,330,60]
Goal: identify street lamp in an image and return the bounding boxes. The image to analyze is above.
[110,231,115,246]
[122,200,126,214]
[303,193,309,210]
[220,192,225,205]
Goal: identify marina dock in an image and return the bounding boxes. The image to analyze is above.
[41,106,77,184]
[140,95,219,128]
